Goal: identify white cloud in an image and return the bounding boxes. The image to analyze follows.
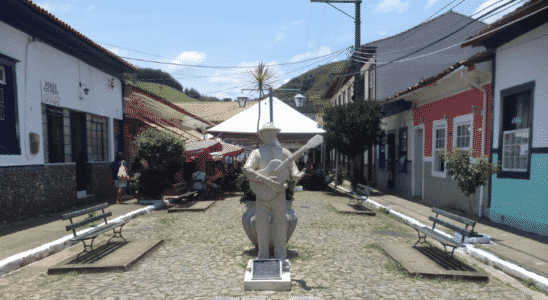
[165,51,207,72]
[35,1,74,14]
[290,46,331,63]
[425,0,442,10]
[86,5,96,11]
[375,0,411,14]
[105,46,127,57]
[473,0,517,24]
[379,30,387,36]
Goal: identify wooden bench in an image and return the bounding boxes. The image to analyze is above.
[171,191,198,203]
[410,207,476,257]
[62,203,127,260]
[347,183,373,207]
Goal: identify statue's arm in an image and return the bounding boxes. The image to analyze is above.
[243,150,283,190]
[284,149,306,180]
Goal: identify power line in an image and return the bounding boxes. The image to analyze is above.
[374,0,520,69]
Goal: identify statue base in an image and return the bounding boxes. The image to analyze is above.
[244,259,291,291]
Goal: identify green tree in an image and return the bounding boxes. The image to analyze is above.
[131,68,183,92]
[186,88,201,100]
[439,148,501,216]
[131,128,185,200]
[323,99,385,191]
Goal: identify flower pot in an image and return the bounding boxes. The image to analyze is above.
[454,232,491,244]
[242,200,298,250]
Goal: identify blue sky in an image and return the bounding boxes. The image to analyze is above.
[35,0,522,100]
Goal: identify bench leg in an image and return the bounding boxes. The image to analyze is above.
[76,238,100,260]
[107,224,127,244]
[413,228,433,249]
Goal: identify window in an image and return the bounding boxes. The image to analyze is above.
[87,114,109,162]
[379,144,386,169]
[0,56,21,155]
[498,81,535,179]
[432,119,447,177]
[399,127,408,173]
[369,66,375,101]
[343,91,346,104]
[453,114,473,150]
[114,119,124,155]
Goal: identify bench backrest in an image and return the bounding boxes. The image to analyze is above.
[356,184,372,196]
[430,207,476,241]
[62,203,112,237]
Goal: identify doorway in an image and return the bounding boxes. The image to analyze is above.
[413,128,423,199]
[387,132,396,190]
[71,111,87,192]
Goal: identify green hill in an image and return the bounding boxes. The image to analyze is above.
[132,81,201,103]
[272,60,347,116]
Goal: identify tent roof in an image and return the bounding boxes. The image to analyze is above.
[206,97,325,135]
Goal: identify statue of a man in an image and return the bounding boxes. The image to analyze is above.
[243,123,305,260]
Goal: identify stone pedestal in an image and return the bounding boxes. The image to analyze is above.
[244,259,291,291]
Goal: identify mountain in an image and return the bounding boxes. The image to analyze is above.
[272,60,347,116]
[131,81,201,103]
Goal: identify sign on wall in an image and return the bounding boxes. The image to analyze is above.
[41,80,60,106]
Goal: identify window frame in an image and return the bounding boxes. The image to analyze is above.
[379,143,386,169]
[453,114,474,151]
[86,113,109,162]
[0,65,6,85]
[497,81,535,180]
[399,127,408,173]
[0,54,21,155]
[431,119,447,178]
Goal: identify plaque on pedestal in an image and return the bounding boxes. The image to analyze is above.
[244,259,291,291]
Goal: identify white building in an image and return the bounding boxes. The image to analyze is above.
[0,0,136,221]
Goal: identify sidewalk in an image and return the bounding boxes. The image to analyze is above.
[0,196,145,272]
[332,180,548,289]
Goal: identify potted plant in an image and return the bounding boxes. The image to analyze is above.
[237,173,298,250]
[130,128,185,205]
[439,148,501,244]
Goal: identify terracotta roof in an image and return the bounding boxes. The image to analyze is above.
[462,0,548,47]
[175,101,259,124]
[382,50,493,102]
[18,0,137,71]
[129,85,212,126]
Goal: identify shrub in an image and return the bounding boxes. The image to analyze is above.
[131,128,185,199]
[438,148,501,216]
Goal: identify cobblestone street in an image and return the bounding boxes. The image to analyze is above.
[0,191,533,299]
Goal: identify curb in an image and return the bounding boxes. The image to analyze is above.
[330,183,548,293]
[0,203,162,278]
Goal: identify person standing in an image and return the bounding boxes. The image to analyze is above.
[111,153,129,204]
[191,164,207,201]
[243,123,305,260]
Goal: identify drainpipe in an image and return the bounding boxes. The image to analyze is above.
[460,70,487,218]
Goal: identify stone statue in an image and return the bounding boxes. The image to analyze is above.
[243,123,323,260]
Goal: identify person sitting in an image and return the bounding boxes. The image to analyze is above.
[191,164,207,201]
[314,163,329,190]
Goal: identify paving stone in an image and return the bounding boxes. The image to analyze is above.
[0,192,539,300]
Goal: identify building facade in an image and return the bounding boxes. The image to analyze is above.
[0,0,135,222]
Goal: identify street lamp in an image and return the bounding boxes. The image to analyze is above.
[237,96,247,108]
[294,94,305,108]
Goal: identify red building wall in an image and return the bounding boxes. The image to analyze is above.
[413,83,492,157]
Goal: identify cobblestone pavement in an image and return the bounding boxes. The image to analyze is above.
[0,191,534,299]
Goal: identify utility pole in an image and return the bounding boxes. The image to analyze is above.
[311,0,362,101]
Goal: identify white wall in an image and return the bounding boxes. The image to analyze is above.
[492,22,548,149]
[0,21,123,166]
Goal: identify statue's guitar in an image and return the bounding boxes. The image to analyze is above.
[249,134,324,201]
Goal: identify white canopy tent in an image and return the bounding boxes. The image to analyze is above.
[206,97,326,163]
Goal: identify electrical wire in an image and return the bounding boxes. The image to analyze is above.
[318,7,327,51]
[305,4,313,53]
[331,4,343,51]
[374,0,521,69]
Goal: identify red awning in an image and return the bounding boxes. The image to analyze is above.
[210,142,245,161]
[185,140,222,162]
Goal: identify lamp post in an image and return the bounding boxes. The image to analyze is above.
[294,94,305,108]
[237,96,247,108]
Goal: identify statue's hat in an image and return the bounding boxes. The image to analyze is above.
[258,122,281,134]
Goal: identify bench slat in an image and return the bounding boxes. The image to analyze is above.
[72,221,125,241]
[429,216,471,236]
[65,212,113,232]
[417,226,463,247]
[432,207,476,227]
[62,203,109,220]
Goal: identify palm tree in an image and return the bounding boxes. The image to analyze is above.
[247,61,276,131]
[247,61,276,100]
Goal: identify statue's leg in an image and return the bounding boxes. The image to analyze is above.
[255,199,270,259]
[272,195,287,260]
